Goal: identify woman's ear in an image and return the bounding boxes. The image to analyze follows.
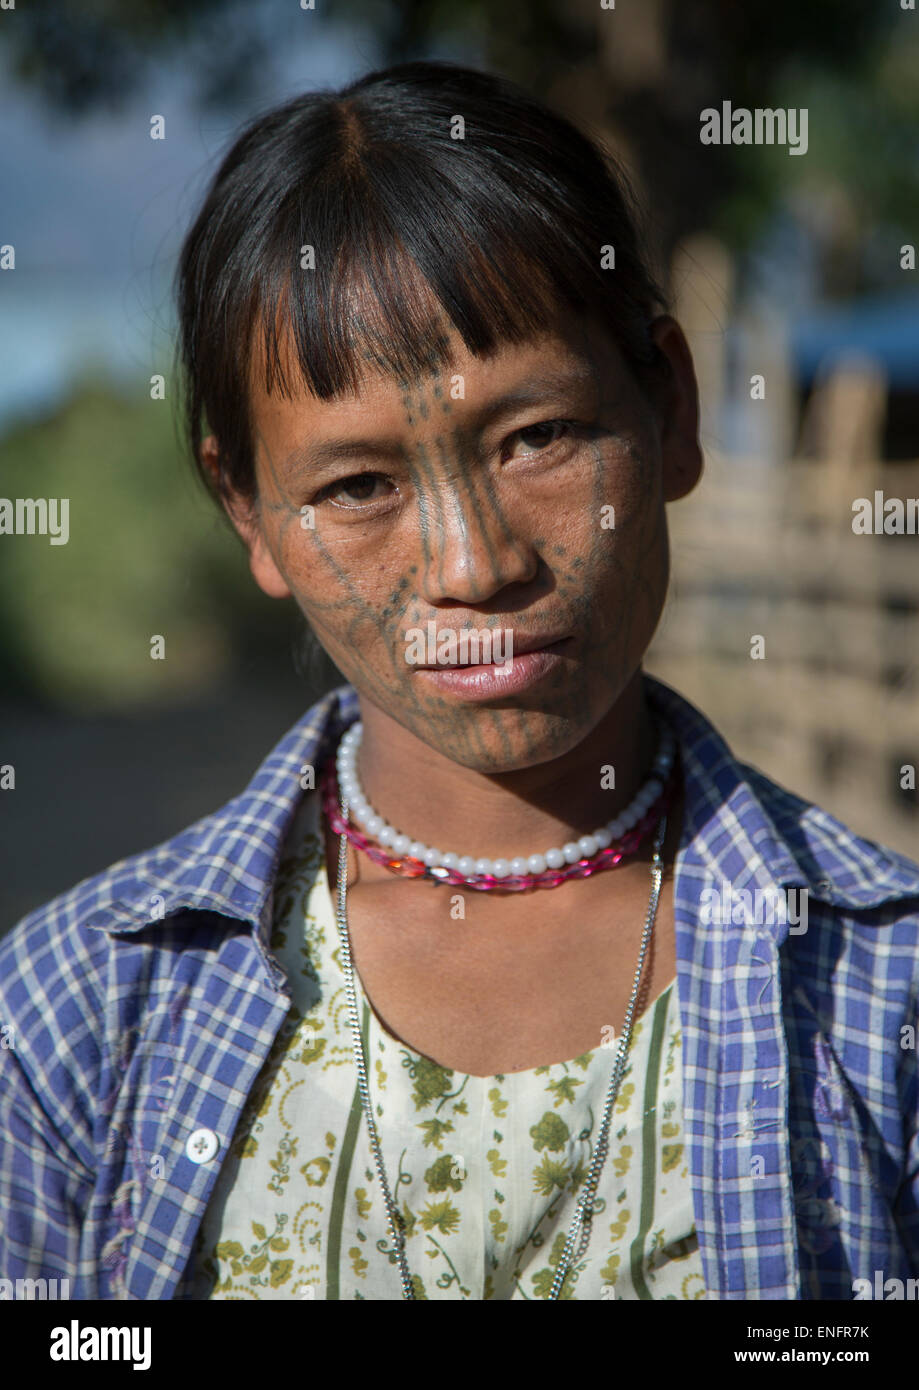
[198,435,292,600]
[199,434,256,544]
[645,316,704,504]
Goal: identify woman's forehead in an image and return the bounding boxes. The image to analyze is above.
[249,288,614,417]
[250,326,607,446]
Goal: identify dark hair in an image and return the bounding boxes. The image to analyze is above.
[174,58,670,516]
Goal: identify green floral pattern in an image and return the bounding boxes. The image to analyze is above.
[191,791,706,1300]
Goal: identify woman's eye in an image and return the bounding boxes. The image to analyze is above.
[506,419,574,459]
[320,472,390,507]
[316,423,577,508]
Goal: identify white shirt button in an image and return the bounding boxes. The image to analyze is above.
[186,1128,219,1164]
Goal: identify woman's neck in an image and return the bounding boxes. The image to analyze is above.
[350,668,660,864]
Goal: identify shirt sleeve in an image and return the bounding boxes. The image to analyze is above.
[0,1041,94,1291]
[893,1012,919,1274]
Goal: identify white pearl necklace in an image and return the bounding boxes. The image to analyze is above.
[334,717,676,879]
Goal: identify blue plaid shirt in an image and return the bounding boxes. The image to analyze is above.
[2,673,918,1300]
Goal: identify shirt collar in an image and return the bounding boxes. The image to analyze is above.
[645,673,919,910]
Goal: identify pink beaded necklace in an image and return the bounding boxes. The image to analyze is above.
[319,727,679,894]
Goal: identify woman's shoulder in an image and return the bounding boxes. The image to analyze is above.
[0,682,356,1038]
[740,758,919,909]
[649,673,919,914]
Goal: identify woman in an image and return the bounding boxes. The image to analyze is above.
[2,59,918,1302]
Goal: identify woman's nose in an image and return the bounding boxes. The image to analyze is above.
[415,482,539,604]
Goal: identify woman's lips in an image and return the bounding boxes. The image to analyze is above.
[414,638,571,700]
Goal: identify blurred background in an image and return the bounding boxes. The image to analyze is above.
[2,0,917,930]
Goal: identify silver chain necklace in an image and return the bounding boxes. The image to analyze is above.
[332,782,668,1300]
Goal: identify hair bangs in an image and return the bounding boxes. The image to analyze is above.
[250,200,585,411]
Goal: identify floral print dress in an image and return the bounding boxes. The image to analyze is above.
[190,789,706,1300]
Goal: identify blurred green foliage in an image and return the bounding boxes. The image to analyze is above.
[0,373,296,711]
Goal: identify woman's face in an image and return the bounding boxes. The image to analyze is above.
[217,299,702,773]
